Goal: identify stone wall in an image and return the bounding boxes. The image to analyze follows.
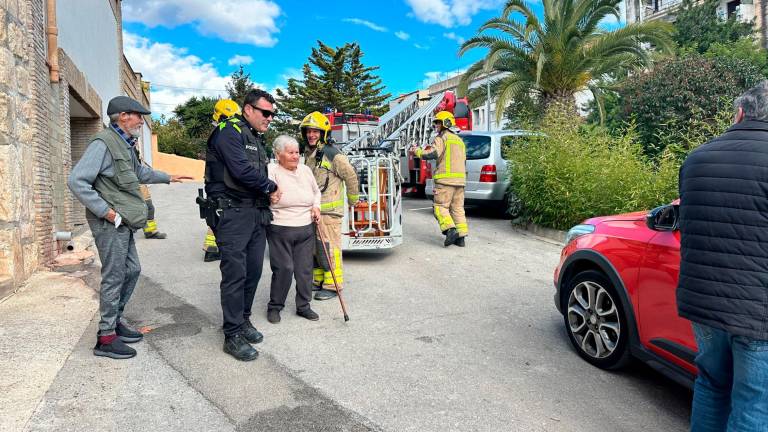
[0,0,45,297]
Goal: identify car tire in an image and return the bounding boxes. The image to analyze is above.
[562,270,631,370]
[504,191,522,219]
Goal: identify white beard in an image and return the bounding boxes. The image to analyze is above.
[127,126,142,137]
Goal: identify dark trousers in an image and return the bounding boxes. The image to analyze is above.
[87,218,141,336]
[267,224,314,312]
[212,206,268,336]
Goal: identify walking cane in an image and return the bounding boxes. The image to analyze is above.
[315,221,350,322]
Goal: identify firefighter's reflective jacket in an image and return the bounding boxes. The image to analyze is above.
[305,143,360,217]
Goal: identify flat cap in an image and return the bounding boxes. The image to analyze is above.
[107,96,151,115]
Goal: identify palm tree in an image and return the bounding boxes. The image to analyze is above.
[458,0,674,124]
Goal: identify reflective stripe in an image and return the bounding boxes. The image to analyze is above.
[434,134,466,180]
[415,148,423,158]
[320,199,344,210]
[456,223,468,235]
[143,219,157,233]
[204,233,217,248]
[320,160,332,170]
[433,172,465,179]
[219,118,241,133]
[323,248,343,289]
[347,194,360,202]
[313,268,324,286]
[433,206,455,232]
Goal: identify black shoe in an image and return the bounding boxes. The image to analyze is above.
[204,251,220,262]
[312,284,322,292]
[223,334,259,361]
[455,237,466,247]
[444,228,459,247]
[144,231,167,239]
[314,289,337,301]
[267,309,281,324]
[116,321,143,343]
[242,319,264,344]
[94,337,137,359]
[297,308,319,321]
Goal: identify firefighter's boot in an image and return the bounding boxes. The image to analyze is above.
[444,228,459,247]
[143,220,167,239]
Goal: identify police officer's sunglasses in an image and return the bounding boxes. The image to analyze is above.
[248,104,276,119]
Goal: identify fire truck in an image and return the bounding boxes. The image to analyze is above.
[330,90,471,251]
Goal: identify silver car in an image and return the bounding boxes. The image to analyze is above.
[426,130,532,215]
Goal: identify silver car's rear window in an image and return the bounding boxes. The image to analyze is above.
[463,135,491,160]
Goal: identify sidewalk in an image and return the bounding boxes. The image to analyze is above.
[0,270,98,432]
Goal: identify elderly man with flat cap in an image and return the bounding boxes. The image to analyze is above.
[68,96,192,360]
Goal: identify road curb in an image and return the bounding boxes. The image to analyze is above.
[513,222,566,245]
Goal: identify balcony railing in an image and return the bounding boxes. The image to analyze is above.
[644,0,684,19]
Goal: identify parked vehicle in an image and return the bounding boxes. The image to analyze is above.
[426,130,530,215]
[553,201,697,388]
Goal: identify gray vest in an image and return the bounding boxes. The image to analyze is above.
[91,128,148,229]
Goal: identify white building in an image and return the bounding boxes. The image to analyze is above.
[624,0,767,45]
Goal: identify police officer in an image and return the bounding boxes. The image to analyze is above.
[202,99,242,262]
[301,111,360,300]
[410,111,468,247]
[205,89,279,361]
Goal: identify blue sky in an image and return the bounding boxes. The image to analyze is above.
[122,0,622,117]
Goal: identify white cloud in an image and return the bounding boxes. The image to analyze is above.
[122,0,281,47]
[420,69,467,88]
[443,32,465,45]
[414,43,429,50]
[227,54,254,66]
[405,0,501,27]
[123,32,270,117]
[342,18,388,32]
[395,31,411,40]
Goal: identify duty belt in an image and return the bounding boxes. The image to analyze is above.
[216,197,268,209]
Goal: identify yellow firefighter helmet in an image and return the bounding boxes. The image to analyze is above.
[434,111,455,129]
[212,99,241,123]
[300,111,331,143]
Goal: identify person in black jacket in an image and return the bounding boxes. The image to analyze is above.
[205,89,279,361]
[678,80,768,431]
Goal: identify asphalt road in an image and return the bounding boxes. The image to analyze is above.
[26,182,691,432]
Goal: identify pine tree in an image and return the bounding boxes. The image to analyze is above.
[226,66,256,106]
[276,40,391,120]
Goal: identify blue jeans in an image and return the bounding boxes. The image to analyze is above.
[691,323,768,431]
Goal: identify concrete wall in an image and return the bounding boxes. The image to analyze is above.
[57,0,120,121]
[150,135,205,181]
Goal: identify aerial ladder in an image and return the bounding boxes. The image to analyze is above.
[335,92,452,251]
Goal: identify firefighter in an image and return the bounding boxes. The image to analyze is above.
[202,99,242,262]
[409,110,468,247]
[135,149,166,239]
[301,111,360,300]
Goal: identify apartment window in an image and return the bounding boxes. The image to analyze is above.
[727,0,741,18]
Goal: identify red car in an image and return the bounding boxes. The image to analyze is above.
[553,201,697,388]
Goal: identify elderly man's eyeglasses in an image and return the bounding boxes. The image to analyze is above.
[249,104,276,119]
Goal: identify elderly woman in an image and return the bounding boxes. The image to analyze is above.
[266,135,322,323]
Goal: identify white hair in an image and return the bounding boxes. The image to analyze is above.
[273,135,300,155]
[108,113,120,123]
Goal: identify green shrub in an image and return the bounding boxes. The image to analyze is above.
[618,55,761,157]
[507,110,680,230]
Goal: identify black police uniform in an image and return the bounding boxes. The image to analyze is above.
[204,114,277,337]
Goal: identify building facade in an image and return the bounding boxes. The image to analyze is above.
[624,0,768,45]
[0,0,150,299]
